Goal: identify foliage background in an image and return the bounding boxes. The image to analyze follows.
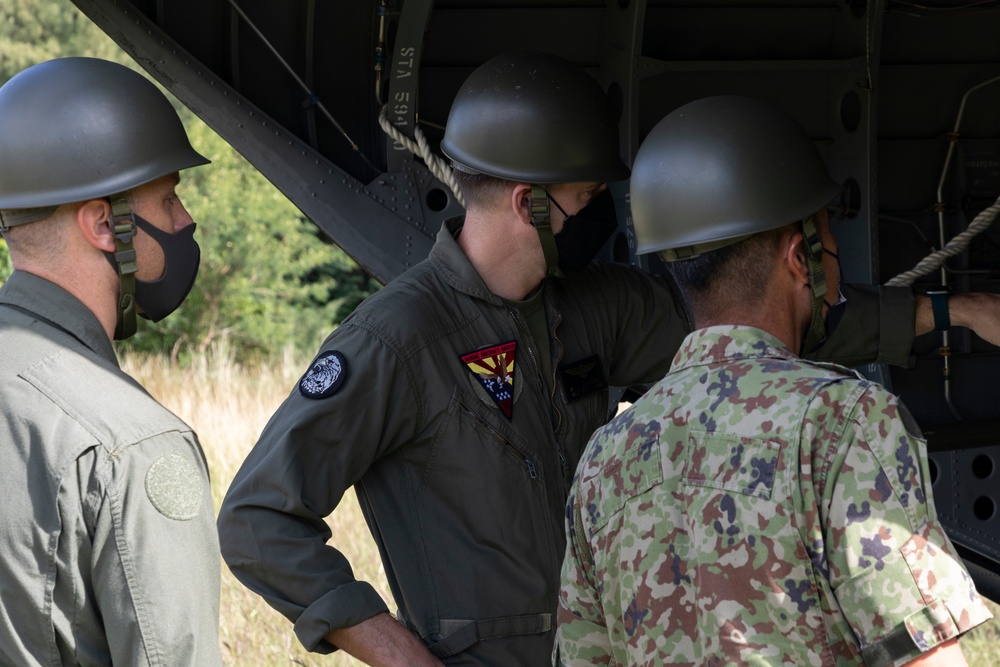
[0,0,378,363]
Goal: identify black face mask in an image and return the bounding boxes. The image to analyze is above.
[106,214,201,323]
[547,188,618,272]
[133,215,200,322]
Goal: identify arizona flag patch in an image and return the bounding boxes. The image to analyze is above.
[461,341,517,419]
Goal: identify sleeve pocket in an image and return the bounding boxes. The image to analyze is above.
[834,521,987,663]
[835,547,920,650]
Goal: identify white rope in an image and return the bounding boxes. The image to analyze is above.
[378,105,466,208]
[885,193,1000,286]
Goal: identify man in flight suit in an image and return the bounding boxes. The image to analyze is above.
[556,95,992,666]
[0,58,221,666]
[218,52,1000,665]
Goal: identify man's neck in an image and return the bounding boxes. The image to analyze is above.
[13,260,118,342]
[457,211,544,300]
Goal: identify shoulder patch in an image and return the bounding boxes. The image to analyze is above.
[299,350,348,399]
[145,453,203,521]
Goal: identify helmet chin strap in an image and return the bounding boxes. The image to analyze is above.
[801,215,829,353]
[529,185,563,279]
[108,195,139,340]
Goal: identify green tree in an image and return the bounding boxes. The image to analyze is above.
[0,240,8,283]
[0,0,121,78]
[1,0,375,361]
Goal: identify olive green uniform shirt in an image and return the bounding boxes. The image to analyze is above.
[0,270,222,666]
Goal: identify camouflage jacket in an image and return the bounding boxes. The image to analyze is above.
[556,325,991,667]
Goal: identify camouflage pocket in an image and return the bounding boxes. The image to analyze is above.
[681,431,781,500]
[581,433,663,535]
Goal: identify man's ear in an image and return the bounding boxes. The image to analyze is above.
[782,228,810,285]
[510,183,535,227]
[75,199,116,253]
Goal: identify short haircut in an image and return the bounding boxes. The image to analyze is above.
[2,205,71,259]
[451,169,513,210]
[665,225,791,322]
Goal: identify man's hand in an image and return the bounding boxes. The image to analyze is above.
[902,637,969,666]
[916,292,1000,346]
[324,612,445,667]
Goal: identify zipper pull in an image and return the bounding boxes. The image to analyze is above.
[525,459,538,479]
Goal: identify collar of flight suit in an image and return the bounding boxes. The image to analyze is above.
[0,269,119,367]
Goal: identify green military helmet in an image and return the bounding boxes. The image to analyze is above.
[631,95,840,258]
[0,57,208,220]
[441,51,629,184]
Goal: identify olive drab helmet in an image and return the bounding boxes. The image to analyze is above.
[441,51,629,184]
[0,57,209,339]
[630,95,841,349]
[441,51,629,277]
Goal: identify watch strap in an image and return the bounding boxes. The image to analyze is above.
[927,289,951,331]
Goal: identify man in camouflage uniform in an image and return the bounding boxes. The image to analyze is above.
[556,96,992,666]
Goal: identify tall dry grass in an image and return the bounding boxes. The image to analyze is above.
[123,346,1000,666]
[122,344,391,666]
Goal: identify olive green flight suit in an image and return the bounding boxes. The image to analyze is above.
[0,270,221,666]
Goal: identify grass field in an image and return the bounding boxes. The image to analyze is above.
[124,346,387,666]
[123,347,1000,666]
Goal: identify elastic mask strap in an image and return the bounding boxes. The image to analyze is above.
[821,247,845,310]
[801,216,829,353]
[529,185,563,279]
[109,195,138,340]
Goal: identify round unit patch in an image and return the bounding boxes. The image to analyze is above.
[145,452,203,521]
[299,350,348,399]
